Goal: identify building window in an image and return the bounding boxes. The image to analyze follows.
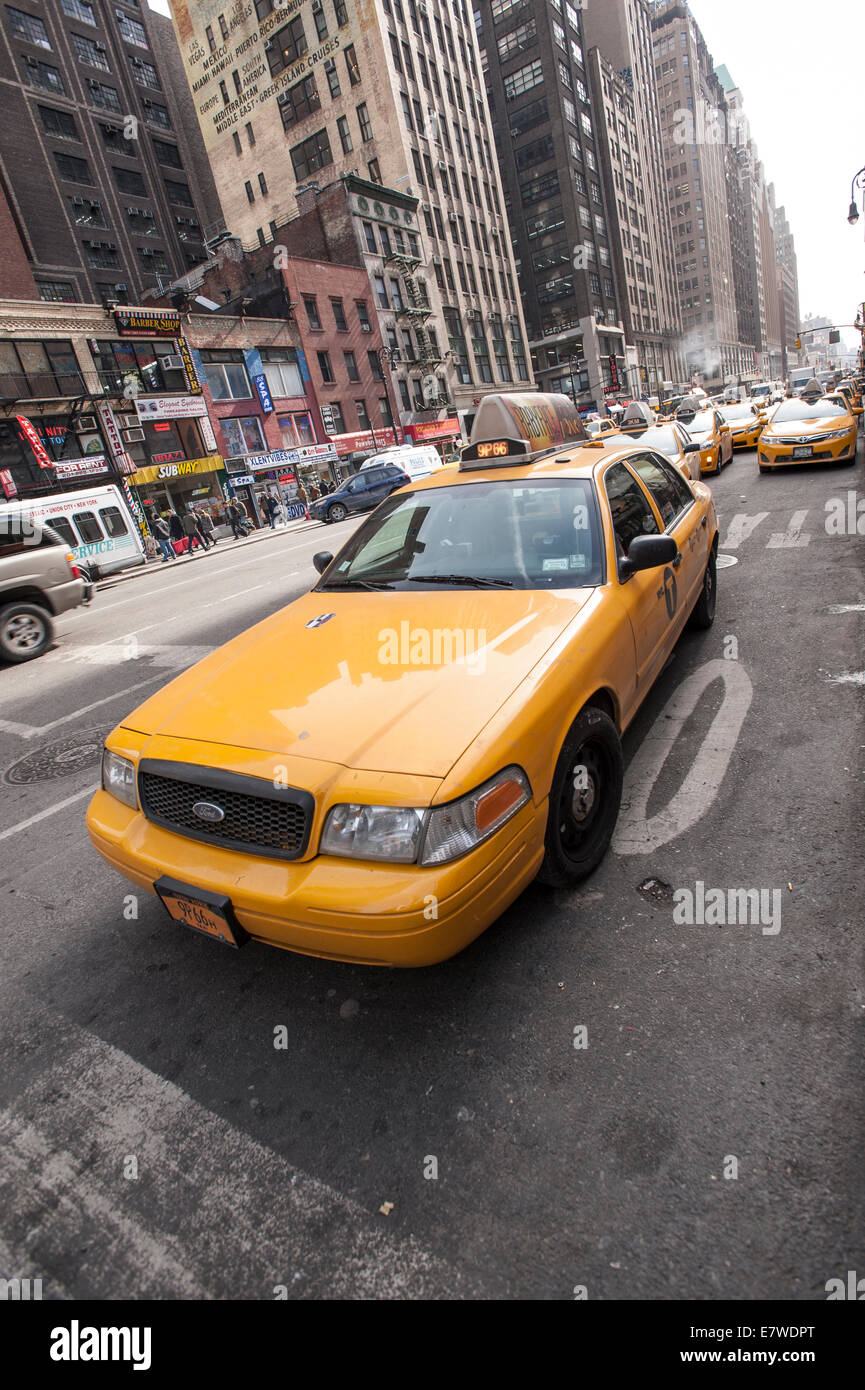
[37,280,76,302]
[54,152,93,184]
[289,128,332,180]
[7,5,51,48]
[334,0,348,24]
[113,166,146,196]
[221,416,266,456]
[61,0,95,22]
[344,350,359,381]
[115,10,147,48]
[258,171,268,195]
[355,399,370,429]
[38,105,78,140]
[83,239,119,269]
[497,18,536,61]
[367,157,381,182]
[504,60,543,101]
[367,350,383,380]
[233,131,242,155]
[152,139,182,168]
[21,58,64,92]
[344,43,360,85]
[198,351,254,401]
[337,115,352,152]
[246,122,255,147]
[144,101,172,130]
[304,295,321,329]
[87,80,121,110]
[128,55,161,90]
[331,298,347,331]
[324,56,340,97]
[70,195,105,226]
[126,206,156,234]
[317,350,334,383]
[314,3,328,40]
[356,102,372,142]
[279,74,321,129]
[267,16,307,78]
[373,274,388,309]
[164,179,193,207]
[260,348,303,398]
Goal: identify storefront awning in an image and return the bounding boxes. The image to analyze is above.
[132,454,223,485]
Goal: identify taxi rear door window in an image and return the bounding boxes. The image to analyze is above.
[604,462,660,560]
[625,452,693,529]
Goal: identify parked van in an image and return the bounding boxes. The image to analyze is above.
[360,445,445,480]
[0,485,146,582]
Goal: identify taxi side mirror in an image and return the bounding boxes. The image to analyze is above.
[683,441,701,454]
[620,534,678,579]
[313,551,334,575]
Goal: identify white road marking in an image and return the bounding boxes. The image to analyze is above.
[613,658,754,856]
[58,643,213,669]
[721,512,769,549]
[825,670,865,686]
[826,603,865,614]
[20,674,166,739]
[0,1010,472,1299]
[0,786,93,843]
[0,717,40,738]
[766,509,810,549]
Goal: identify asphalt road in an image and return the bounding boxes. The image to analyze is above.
[0,450,863,1301]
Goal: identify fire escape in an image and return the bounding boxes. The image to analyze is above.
[383,252,451,409]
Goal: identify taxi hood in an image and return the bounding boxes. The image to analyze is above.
[122,587,595,778]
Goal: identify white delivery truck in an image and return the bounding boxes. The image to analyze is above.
[0,485,146,582]
[359,445,446,480]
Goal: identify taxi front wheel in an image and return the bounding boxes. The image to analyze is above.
[537,708,624,887]
[688,547,717,630]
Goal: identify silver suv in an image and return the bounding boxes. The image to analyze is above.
[0,517,92,663]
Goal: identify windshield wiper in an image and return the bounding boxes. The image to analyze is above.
[321,578,394,590]
[407,573,515,588]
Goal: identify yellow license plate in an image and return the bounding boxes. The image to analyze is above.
[154,876,248,948]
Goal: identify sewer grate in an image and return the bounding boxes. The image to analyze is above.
[3,726,112,785]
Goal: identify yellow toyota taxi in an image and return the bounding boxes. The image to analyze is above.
[602,421,702,479]
[718,401,766,450]
[87,394,719,968]
[585,417,618,438]
[758,395,858,472]
[676,405,734,475]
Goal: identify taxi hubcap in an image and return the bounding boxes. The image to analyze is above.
[560,745,606,851]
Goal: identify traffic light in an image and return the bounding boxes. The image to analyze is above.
[795,336,802,350]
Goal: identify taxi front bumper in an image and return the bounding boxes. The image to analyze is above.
[730,427,763,449]
[758,433,857,467]
[86,788,547,967]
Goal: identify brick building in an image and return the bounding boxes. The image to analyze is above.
[0,0,220,305]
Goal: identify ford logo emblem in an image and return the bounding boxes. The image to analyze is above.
[192,800,225,824]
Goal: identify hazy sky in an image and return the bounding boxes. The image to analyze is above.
[147,0,865,347]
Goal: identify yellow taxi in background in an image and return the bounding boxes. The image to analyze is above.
[602,421,702,479]
[585,417,619,438]
[719,401,767,450]
[758,395,857,472]
[834,381,863,417]
[87,394,719,968]
[676,405,734,475]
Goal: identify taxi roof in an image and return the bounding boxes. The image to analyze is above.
[406,429,659,492]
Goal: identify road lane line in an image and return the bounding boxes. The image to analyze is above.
[766,509,811,549]
[23,674,166,738]
[0,786,93,843]
[0,718,40,738]
[720,512,769,549]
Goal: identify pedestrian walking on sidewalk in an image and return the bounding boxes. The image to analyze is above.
[196,508,217,548]
[153,513,176,563]
[228,498,248,540]
[181,509,204,553]
[167,510,184,556]
[264,493,280,530]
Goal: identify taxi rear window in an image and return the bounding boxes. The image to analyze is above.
[319,479,605,591]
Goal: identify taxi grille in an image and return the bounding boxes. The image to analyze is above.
[138,761,313,860]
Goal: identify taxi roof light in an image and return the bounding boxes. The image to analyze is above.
[460,393,588,471]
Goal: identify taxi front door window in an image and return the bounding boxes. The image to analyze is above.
[605,462,659,571]
[626,452,693,529]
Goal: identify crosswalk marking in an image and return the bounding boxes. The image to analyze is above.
[720,512,769,549]
[766,509,811,549]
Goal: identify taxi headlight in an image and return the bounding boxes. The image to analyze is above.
[320,804,425,862]
[816,429,854,442]
[419,767,532,866]
[102,749,137,809]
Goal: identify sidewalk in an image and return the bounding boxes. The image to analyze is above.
[97,515,324,591]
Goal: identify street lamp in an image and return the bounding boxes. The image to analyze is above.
[847,166,865,225]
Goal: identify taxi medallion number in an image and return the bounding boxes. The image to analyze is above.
[154,875,248,948]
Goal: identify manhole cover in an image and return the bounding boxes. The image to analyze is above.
[637,877,674,903]
[716,554,738,569]
[4,726,111,784]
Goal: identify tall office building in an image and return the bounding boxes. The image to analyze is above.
[165,0,532,425]
[773,202,801,378]
[581,0,683,390]
[0,0,221,305]
[651,1,749,388]
[475,0,629,411]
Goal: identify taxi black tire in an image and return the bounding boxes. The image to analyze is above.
[689,546,717,630]
[538,707,623,887]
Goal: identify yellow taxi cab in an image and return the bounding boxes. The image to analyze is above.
[718,401,767,450]
[834,381,863,417]
[87,394,719,968]
[675,403,733,475]
[758,394,857,472]
[585,417,619,438]
[601,421,702,479]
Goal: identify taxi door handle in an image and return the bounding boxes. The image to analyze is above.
[701,515,708,528]
[671,551,683,570]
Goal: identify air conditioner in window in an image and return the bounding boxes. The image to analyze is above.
[116,415,137,429]
[421,201,430,211]
[432,255,442,264]
[122,427,145,443]
[437,160,447,171]
[419,1,428,12]
[77,415,97,431]
[158,354,184,371]
[360,323,372,332]
[312,0,323,9]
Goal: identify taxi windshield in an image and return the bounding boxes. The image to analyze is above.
[681,410,714,434]
[318,479,605,591]
[721,405,754,421]
[772,399,848,422]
